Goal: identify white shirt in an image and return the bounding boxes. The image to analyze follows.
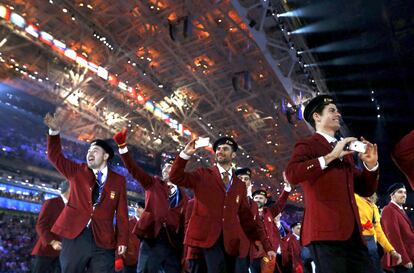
[391,200,404,210]
[316,131,378,171]
[60,194,68,205]
[94,166,108,184]
[217,163,233,180]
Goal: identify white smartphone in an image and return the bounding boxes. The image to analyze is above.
[195,137,210,149]
[348,141,367,153]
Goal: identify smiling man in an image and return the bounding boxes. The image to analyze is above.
[284,95,379,273]
[381,183,414,273]
[44,113,128,273]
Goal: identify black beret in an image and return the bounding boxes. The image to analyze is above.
[59,180,70,194]
[235,167,252,177]
[161,157,175,168]
[290,222,301,229]
[303,95,335,123]
[90,139,114,160]
[213,137,238,152]
[252,189,268,198]
[137,201,145,209]
[387,183,405,195]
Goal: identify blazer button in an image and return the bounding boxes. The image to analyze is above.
[223,205,226,209]
[89,187,92,191]
[222,218,225,222]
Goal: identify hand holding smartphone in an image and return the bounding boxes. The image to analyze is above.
[195,137,210,149]
[346,140,367,153]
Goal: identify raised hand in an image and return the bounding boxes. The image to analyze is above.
[113,128,128,148]
[183,138,198,156]
[358,137,378,169]
[44,112,61,131]
[324,137,356,165]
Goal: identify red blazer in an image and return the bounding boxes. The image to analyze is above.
[184,199,203,260]
[285,133,379,246]
[31,197,64,257]
[250,190,290,259]
[381,202,414,268]
[392,130,414,190]
[282,233,303,273]
[47,135,129,249]
[124,217,140,266]
[120,152,188,242]
[170,156,273,257]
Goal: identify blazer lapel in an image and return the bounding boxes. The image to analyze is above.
[212,166,226,192]
[392,203,414,230]
[313,133,333,153]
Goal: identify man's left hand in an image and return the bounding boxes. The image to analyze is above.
[266,250,277,261]
[358,137,378,169]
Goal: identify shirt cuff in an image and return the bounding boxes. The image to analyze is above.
[363,161,379,172]
[318,156,328,170]
[179,151,191,160]
[48,129,60,136]
[119,147,128,155]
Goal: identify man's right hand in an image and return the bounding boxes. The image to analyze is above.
[404,262,413,269]
[183,138,198,156]
[113,128,128,148]
[50,240,62,251]
[324,137,356,165]
[44,112,60,131]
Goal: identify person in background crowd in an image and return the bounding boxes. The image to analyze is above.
[170,136,276,273]
[285,95,379,273]
[381,183,414,273]
[31,181,70,273]
[354,192,402,273]
[44,113,129,273]
[282,222,303,273]
[113,128,188,273]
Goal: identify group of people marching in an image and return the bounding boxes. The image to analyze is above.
[30,95,413,273]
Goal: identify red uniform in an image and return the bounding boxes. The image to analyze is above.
[250,190,290,260]
[392,130,414,190]
[381,202,414,269]
[185,199,203,261]
[282,234,303,273]
[170,156,273,256]
[120,152,188,242]
[47,134,129,249]
[285,133,378,246]
[31,196,65,257]
[124,217,140,266]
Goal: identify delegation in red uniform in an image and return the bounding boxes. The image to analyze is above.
[393,130,414,190]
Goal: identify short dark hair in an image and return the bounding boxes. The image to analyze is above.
[309,103,329,129]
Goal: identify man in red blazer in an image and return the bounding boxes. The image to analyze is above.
[122,202,144,273]
[249,183,291,273]
[113,129,188,273]
[282,222,304,273]
[31,181,70,273]
[381,183,414,273]
[44,113,129,273]
[285,95,379,273]
[393,130,414,190]
[170,136,276,273]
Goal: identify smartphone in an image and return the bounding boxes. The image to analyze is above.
[347,141,367,153]
[195,137,210,149]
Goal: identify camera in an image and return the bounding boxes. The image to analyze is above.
[345,141,367,153]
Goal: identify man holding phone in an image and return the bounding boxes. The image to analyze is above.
[285,95,379,273]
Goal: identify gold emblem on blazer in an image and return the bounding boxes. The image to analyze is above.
[236,195,240,204]
[110,191,116,199]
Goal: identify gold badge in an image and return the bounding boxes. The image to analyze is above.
[268,216,272,222]
[236,195,240,204]
[110,191,116,199]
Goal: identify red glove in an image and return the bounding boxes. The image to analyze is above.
[113,128,128,148]
[115,257,124,272]
[295,264,304,273]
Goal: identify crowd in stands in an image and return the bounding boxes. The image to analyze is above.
[0,210,36,273]
[0,190,43,203]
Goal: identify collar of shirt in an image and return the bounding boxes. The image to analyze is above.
[293,233,300,240]
[60,194,68,205]
[391,200,404,210]
[216,163,232,178]
[316,131,338,144]
[135,215,140,221]
[94,165,108,183]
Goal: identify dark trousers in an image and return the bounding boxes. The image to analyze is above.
[188,259,207,273]
[364,235,382,273]
[235,256,249,273]
[60,227,115,273]
[32,255,61,273]
[137,229,181,273]
[199,236,236,273]
[309,228,375,273]
[250,258,261,273]
[394,266,414,273]
[122,264,137,273]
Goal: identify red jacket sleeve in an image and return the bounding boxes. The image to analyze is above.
[353,164,379,197]
[392,130,414,190]
[47,134,81,180]
[285,140,325,185]
[238,192,273,252]
[269,190,289,218]
[36,199,59,246]
[116,177,129,247]
[169,156,201,190]
[120,152,155,190]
